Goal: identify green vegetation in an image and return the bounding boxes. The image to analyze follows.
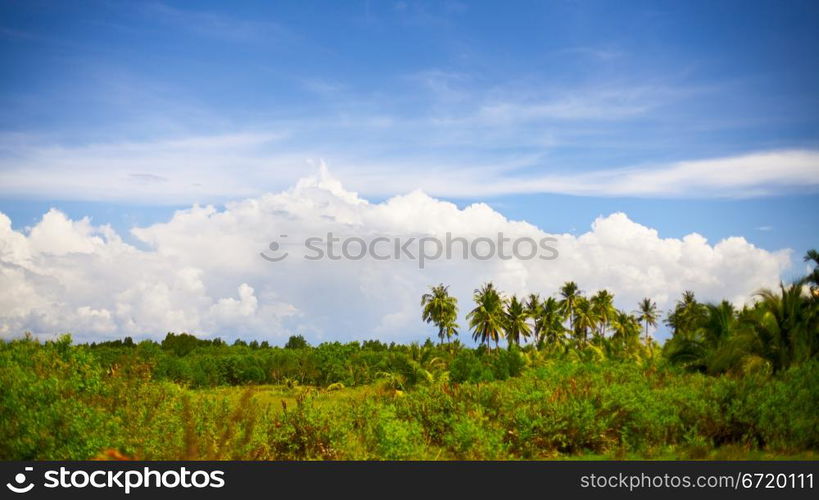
[0,251,816,460]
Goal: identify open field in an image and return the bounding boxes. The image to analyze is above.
[2,335,817,461]
[194,382,819,461]
[194,384,376,416]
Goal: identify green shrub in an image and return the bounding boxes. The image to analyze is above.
[1,336,817,460]
[0,336,115,459]
[267,393,348,460]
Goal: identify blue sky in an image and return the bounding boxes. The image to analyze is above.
[2,0,817,256]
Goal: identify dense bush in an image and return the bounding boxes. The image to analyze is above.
[87,334,531,389]
[1,334,817,460]
[0,336,114,459]
[449,346,524,383]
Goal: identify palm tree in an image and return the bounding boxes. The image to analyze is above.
[607,310,643,360]
[666,290,707,337]
[559,281,581,332]
[504,295,531,347]
[666,301,738,373]
[538,297,566,347]
[525,293,543,343]
[701,301,737,350]
[612,310,641,342]
[804,249,819,298]
[741,282,818,372]
[467,282,506,351]
[590,289,616,338]
[572,296,596,346]
[636,297,659,348]
[421,284,459,344]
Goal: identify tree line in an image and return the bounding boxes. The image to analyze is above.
[8,250,816,387]
[422,249,819,373]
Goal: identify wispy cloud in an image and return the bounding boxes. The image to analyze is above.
[554,46,625,61]
[299,78,345,98]
[129,173,167,184]
[476,90,651,122]
[464,149,819,198]
[1,130,816,203]
[598,150,819,197]
[140,2,291,43]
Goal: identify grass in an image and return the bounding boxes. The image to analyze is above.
[187,378,819,461]
[194,383,377,414]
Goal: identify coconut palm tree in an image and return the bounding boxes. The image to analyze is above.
[467,282,506,351]
[612,311,641,342]
[666,301,738,373]
[572,296,596,346]
[525,293,543,343]
[538,296,566,347]
[804,249,819,298]
[666,290,707,338]
[741,282,818,372]
[636,297,659,348]
[504,295,531,347]
[559,281,581,332]
[590,289,616,338]
[421,284,459,344]
[607,310,646,360]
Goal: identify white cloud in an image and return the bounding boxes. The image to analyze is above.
[597,150,819,197]
[476,87,655,122]
[0,170,792,343]
[1,130,816,202]
[363,149,819,198]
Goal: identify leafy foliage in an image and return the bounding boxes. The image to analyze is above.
[1,338,817,460]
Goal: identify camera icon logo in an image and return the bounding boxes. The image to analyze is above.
[6,467,34,494]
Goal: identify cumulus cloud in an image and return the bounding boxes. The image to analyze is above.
[0,169,792,343]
